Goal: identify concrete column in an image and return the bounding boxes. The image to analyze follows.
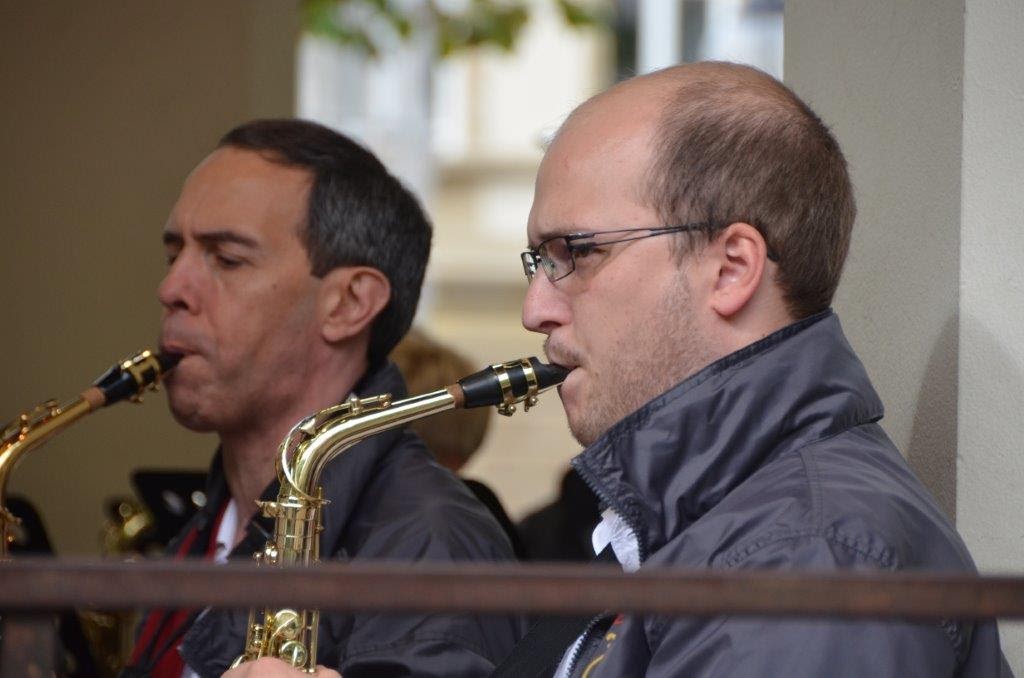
[786,0,1023,668]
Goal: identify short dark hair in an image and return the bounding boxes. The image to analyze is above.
[219,119,432,366]
[644,62,856,319]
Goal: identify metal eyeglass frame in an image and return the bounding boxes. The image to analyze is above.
[520,223,715,283]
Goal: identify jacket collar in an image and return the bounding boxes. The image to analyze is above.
[571,310,884,561]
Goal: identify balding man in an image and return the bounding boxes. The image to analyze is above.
[516,62,1009,676]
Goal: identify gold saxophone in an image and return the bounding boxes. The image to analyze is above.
[0,349,180,556]
[233,356,569,671]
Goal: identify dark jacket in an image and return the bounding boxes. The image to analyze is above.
[129,362,524,677]
[562,311,1010,677]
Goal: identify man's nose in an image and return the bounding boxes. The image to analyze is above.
[157,255,197,313]
[522,273,568,335]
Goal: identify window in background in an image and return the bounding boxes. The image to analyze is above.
[617,0,783,78]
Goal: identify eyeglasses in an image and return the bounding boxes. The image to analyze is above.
[520,223,715,283]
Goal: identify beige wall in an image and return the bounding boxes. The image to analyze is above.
[787,0,1024,668]
[785,0,965,520]
[0,2,298,554]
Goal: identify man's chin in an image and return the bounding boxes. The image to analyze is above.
[564,404,603,448]
[166,397,218,433]
[558,377,597,446]
[567,423,596,448]
[563,392,621,448]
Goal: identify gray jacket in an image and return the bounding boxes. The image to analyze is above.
[563,311,1010,677]
[125,362,524,677]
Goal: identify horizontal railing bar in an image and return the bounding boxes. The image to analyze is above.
[2,557,1023,619]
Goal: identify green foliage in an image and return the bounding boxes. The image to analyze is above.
[302,0,376,55]
[555,0,607,28]
[435,1,530,57]
[300,0,609,59]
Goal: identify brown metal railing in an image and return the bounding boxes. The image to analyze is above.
[3,557,1024,675]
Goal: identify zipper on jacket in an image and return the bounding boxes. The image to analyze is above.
[570,457,648,563]
[562,613,612,678]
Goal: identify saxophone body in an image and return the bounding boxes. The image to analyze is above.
[0,349,179,556]
[234,357,569,671]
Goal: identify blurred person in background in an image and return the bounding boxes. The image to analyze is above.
[391,328,526,559]
[516,467,600,562]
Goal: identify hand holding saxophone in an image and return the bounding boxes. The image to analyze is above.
[232,357,568,672]
[221,657,340,678]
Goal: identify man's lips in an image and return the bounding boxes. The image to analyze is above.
[546,361,576,374]
[542,347,574,369]
[159,329,207,358]
[543,356,580,390]
[542,337,580,371]
[159,342,196,357]
[544,355,578,372]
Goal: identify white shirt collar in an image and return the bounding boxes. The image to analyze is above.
[592,506,640,573]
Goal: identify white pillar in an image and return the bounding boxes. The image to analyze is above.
[296,8,436,200]
[786,0,1023,669]
[637,0,683,74]
[957,0,1024,658]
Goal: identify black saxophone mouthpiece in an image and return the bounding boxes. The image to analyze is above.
[155,352,183,373]
[93,350,181,406]
[457,357,569,412]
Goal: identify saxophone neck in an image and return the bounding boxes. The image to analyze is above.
[281,389,458,501]
[277,357,569,502]
[0,396,94,555]
[0,349,179,555]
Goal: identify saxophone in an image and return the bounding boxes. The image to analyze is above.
[233,356,569,671]
[0,349,180,556]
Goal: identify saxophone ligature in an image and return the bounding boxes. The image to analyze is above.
[0,349,180,555]
[233,356,569,671]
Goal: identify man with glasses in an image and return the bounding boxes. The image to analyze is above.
[516,62,1009,676]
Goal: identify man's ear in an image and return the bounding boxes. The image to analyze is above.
[317,266,391,344]
[708,222,768,319]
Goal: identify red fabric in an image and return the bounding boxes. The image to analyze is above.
[144,608,195,678]
[127,502,230,676]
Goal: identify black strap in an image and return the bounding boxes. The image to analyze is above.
[491,545,617,678]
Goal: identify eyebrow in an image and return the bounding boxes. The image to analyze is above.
[162,229,260,250]
[528,229,594,248]
[528,229,568,248]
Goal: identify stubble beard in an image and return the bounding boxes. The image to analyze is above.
[567,274,714,447]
